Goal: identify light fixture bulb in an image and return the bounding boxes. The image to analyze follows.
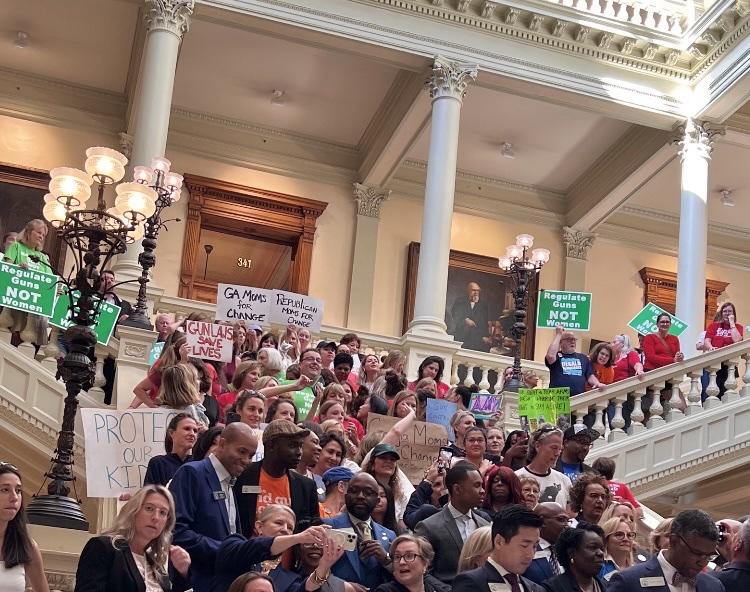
[501,142,515,159]
[516,233,534,249]
[150,156,171,173]
[14,32,29,49]
[164,172,183,190]
[531,248,551,265]
[84,147,127,183]
[498,256,511,270]
[506,244,523,259]
[133,166,154,184]
[49,167,92,205]
[720,189,735,207]
[271,89,286,106]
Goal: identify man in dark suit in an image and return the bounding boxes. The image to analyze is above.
[609,509,725,592]
[234,420,319,536]
[324,472,396,589]
[414,461,489,583]
[710,519,750,592]
[450,281,491,351]
[524,502,569,585]
[454,504,545,592]
[170,422,258,592]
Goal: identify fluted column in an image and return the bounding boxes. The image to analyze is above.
[562,226,596,291]
[346,183,391,330]
[407,56,477,337]
[674,119,723,355]
[113,0,194,279]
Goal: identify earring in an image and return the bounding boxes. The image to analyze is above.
[571,558,575,565]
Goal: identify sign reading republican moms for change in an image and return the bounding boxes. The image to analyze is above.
[628,302,688,337]
[185,320,234,362]
[215,283,272,324]
[49,288,121,345]
[270,290,324,332]
[0,262,57,317]
[81,408,178,497]
[536,290,592,331]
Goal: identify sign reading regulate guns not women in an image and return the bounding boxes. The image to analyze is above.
[0,262,57,317]
[536,290,592,331]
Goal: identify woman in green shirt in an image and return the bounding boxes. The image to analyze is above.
[0,219,52,347]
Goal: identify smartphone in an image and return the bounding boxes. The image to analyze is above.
[226,412,241,424]
[437,446,453,473]
[520,416,530,435]
[329,528,358,552]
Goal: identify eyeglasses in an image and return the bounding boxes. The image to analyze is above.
[392,552,422,563]
[609,531,636,541]
[677,534,718,561]
[301,357,322,365]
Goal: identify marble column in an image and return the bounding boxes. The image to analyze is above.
[346,183,390,330]
[407,56,477,337]
[562,226,596,291]
[112,0,194,279]
[674,119,722,356]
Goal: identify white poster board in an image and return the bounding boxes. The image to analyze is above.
[81,408,178,498]
[185,320,234,362]
[215,284,271,325]
[270,290,324,332]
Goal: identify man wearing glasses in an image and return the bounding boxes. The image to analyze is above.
[288,348,325,417]
[608,509,724,592]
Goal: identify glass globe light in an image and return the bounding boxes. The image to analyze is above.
[43,200,68,228]
[506,244,523,260]
[127,222,145,243]
[115,182,157,220]
[133,166,154,184]
[516,234,534,249]
[498,256,511,270]
[531,248,551,265]
[49,167,92,205]
[150,156,171,173]
[164,172,183,190]
[169,188,182,203]
[84,147,127,183]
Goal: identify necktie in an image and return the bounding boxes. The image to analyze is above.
[549,550,562,576]
[504,572,523,592]
[672,572,696,588]
[358,521,372,541]
[224,477,237,534]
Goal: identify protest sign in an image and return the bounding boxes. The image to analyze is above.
[185,320,233,362]
[518,388,571,431]
[270,290,324,332]
[149,341,165,365]
[81,408,178,497]
[426,398,457,440]
[0,262,57,317]
[215,283,271,324]
[628,302,688,337]
[468,392,504,420]
[536,290,592,331]
[50,288,121,345]
[291,385,316,419]
[367,413,449,484]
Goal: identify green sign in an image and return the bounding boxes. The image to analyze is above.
[0,262,57,317]
[536,290,592,331]
[627,303,688,337]
[149,341,165,365]
[50,288,121,346]
[518,387,571,432]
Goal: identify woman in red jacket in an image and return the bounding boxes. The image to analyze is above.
[643,313,684,370]
[702,302,743,397]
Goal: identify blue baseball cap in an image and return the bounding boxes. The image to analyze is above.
[322,466,355,488]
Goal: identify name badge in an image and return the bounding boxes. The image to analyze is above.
[489,584,510,592]
[242,485,261,494]
[212,491,226,501]
[639,576,666,587]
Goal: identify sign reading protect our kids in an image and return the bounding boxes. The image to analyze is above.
[0,262,57,317]
[536,290,592,331]
[628,303,688,337]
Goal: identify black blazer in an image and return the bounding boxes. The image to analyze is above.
[453,562,545,592]
[542,573,609,592]
[711,560,750,591]
[374,574,452,592]
[233,461,319,537]
[74,536,187,592]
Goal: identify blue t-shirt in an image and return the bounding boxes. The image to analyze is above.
[546,352,592,396]
[559,461,583,484]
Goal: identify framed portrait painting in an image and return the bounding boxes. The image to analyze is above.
[403,242,538,360]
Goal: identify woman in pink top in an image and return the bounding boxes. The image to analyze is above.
[702,302,743,398]
[407,355,450,399]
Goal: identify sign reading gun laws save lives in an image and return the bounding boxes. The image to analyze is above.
[536,290,592,331]
[185,320,234,362]
[215,283,324,332]
[0,262,57,317]
[81,408,178,497]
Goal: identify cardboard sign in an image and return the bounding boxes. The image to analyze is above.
[628,302,688,337]
[536,290,592,331]
[81,408,178,497]
[468,392,504,420]
[270,290,324,332]
[0,262,57,317]
[185,320,233,362]
[49,288,121,345]
[367,413,449,485]
[518,388,571,432]
[215,283,271,324]
[426,398,457,440]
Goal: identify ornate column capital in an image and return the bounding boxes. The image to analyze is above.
[144,0,194,37]
[562,226,596,260]
[118,132,133,159]
[672,118,725,162]
[426,55,478,102]
[353,183,391,218]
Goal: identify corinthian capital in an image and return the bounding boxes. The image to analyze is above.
[563,226,596,260]
[673,118,725,162]
[145,0,195,37]
[353,183,391,218]
[426,56,478,102]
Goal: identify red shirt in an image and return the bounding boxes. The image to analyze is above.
[705,321,742,348]
[613,351,641,382]
[642,333,680,371]
[607,480,640,508]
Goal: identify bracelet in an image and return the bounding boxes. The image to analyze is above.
[312,569,330,584]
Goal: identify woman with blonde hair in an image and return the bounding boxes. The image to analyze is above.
[75,485,191,592]
[649,517,673,554]
[131,332,189,408]
[448,409,476,453]
[157,364,209,428]
[599,517,635,581]
[381,350,406,379]
[387,391,418,419]
[457,525,492,573]
[358,354,381,392]
[598,500,637,528]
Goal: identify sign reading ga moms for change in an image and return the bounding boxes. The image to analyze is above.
[0,262,57,317]
[536,290,592,331]
[628,302,688,337]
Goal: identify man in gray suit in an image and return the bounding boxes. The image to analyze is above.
[414,461,489,583]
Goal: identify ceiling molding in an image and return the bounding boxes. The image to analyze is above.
[619,204,750,241]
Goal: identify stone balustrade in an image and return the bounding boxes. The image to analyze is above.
[545,0,687,32]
